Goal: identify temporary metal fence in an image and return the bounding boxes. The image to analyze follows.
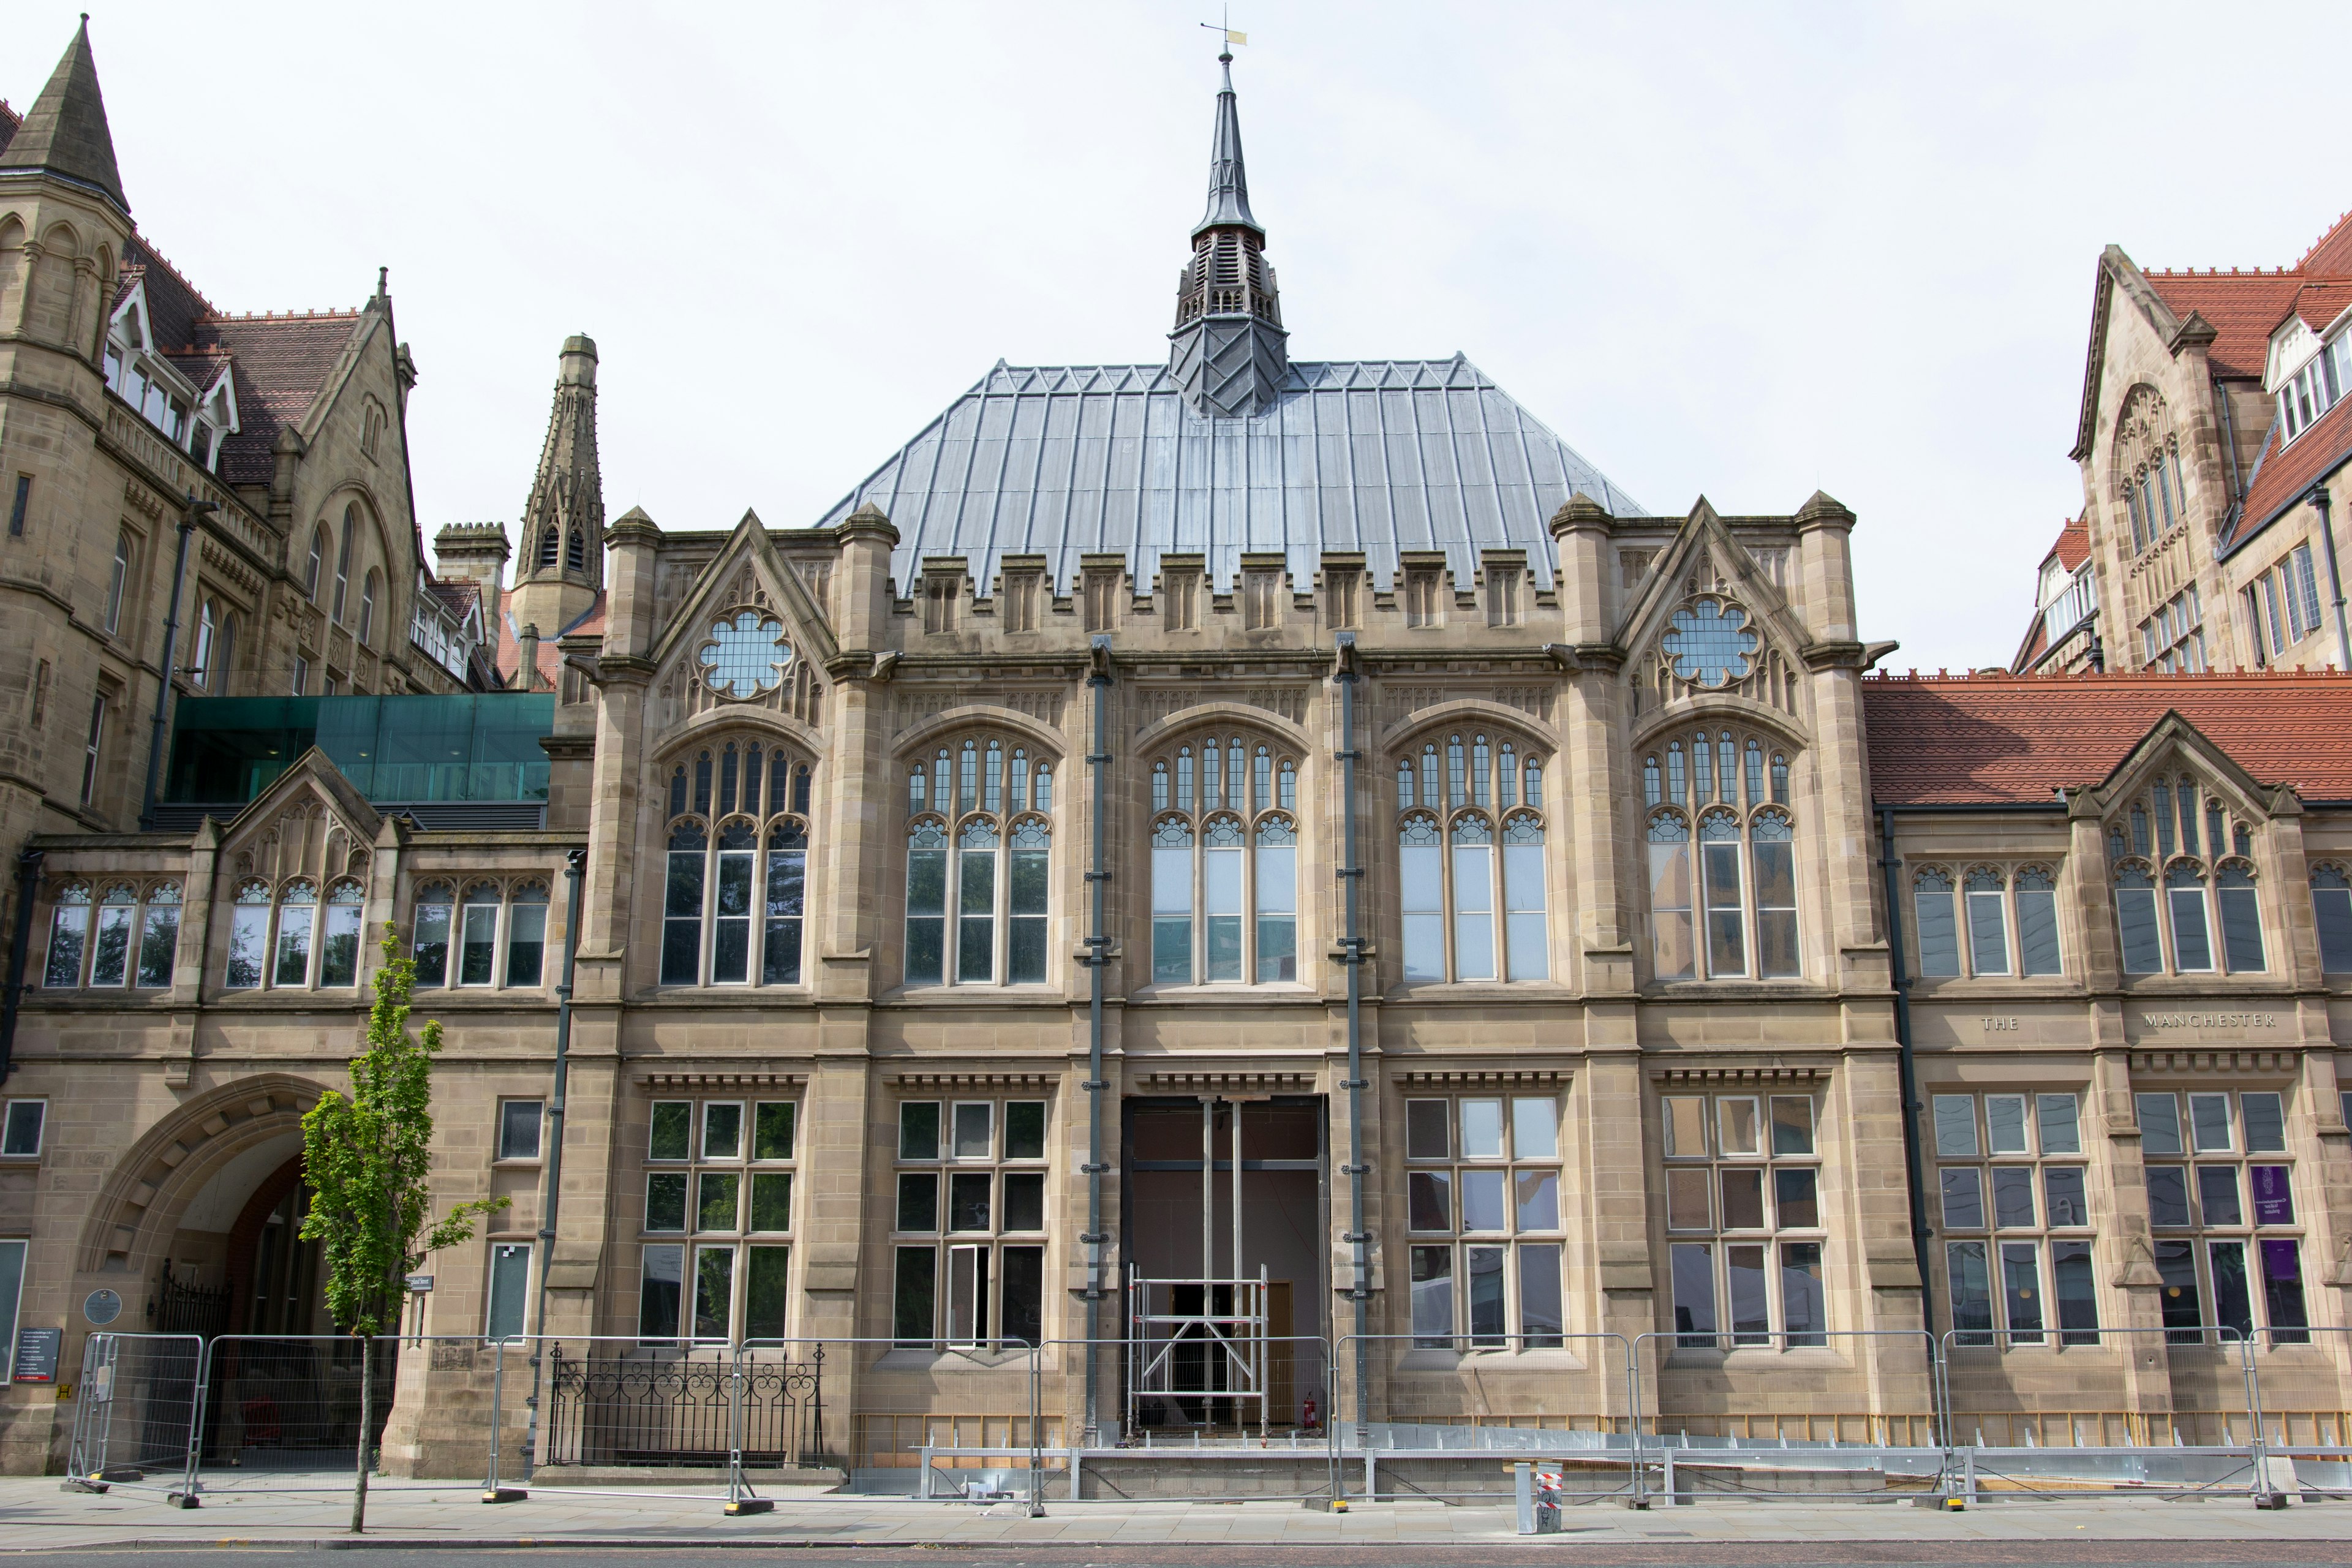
[1333,1330,1638,1506]
[65,1332,205,1504]
[62,1323,2352,1514]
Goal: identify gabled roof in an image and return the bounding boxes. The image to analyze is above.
[199,312,369,486]
[0,20,127,214]
[809,356,1644,597]
[2136,271,2301,380]
[1861,671,2352,805]
[2041,516,2089,573]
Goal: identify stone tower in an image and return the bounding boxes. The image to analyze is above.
[505,334,604,653]
[1167,48,1288,419]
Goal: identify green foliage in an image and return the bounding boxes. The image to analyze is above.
[301,924,508,1336]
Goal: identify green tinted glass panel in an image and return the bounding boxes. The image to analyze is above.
[755,1102,796,1161]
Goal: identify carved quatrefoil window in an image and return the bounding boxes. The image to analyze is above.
[1662,597,1758,688]
[698,611,793,699]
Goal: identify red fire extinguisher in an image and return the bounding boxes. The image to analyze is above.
[1302,1393,1319,1430]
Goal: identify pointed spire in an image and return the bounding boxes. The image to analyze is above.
[1169,51,1288,420]
[519,336,605,586]
[0,18,128,214]
[1194,48,1260,237]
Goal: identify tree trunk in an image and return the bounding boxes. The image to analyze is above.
[351,1334,372,1534]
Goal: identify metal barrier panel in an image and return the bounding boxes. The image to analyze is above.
[69,1332,204,1495]
[1038,1335,1332,1504]
[188,1334,400,1494]
[1336,1331,1635,1504]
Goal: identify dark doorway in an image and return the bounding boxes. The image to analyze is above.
[1121,1096,1327,1432]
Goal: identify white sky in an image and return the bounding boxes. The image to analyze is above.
[28,0,2342,671]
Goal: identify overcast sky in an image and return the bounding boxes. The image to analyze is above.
[27,1,2341,671]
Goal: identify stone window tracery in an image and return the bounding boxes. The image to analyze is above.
[1150,732,1300,985]
[2114,386,2188,558]
[1910,864,2064,979]
[698,610,794,700]
[224,875,364,991]
[658,738,815,987]
[2108,774,2264,976]
[1395,731,1548,984]
[1642,729,1798,981]
[903,735,1052,988]
[42,880,179,990]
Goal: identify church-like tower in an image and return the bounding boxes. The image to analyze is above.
[506,334,605,652]
[1167,48,1288,419]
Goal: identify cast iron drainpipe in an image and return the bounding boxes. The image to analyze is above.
[2308,486,2351,674]
[1334,633,1371,1448]
[521,848,587,1477]
[1874,805,1939,1431]
[139,496,215,832]
[0,849,43,1086]
[1081,636,1113,1442]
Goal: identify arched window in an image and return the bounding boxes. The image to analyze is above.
[358,570,380,648]
[212,609,238,691]
[412,881,456,986]
[1913,864,2064,979]
[191,600,217,687]
[42,883,92,989]
[333,503,358,622]
[105,530,131,635]
[567,529,586,572]
[1640,729,1798,981]
[903,734,1053,987]
[537,528,560,570]
[306,525,330,601]
[225,880,273,989]
[273,881,318,987]
[661,739,819,986]
[2110,775,2264,976]
[1396,731,1548,984]
[1148,732,1302,985]
[319,879,366,987]
[506,881,550,986]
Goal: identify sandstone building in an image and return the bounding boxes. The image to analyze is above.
[2014,210,2352,676]
[4,29,2351,1482]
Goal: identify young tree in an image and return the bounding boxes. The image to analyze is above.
[301,925,507,1532]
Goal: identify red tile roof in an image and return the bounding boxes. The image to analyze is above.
[2297,210,2352,277]
[2139,272,2304,380]
[2043,516,2089,572]
[2234,393,2352,538]
[2140,211,2352,381]
[1862,671,2352,805]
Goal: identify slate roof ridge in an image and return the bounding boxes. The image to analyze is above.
[124,235,222,327]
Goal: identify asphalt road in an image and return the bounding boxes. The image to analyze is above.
[12,1548,2352,1567]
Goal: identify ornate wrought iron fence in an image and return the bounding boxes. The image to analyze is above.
[542,1345,825,1468]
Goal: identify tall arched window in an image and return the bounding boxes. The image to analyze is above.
[1640,728,1798,981]
[660,738,817,986]
[1149,733,1300,984]
[567,529,586,572]
[191,600,217,688]
[904,734,1053,987]
[333,503,358,622]
[1395,731,1548,983]
[2108,774,2263,975]
[358,570,381,648]
[537,528,560,570]
[306,525,330,601]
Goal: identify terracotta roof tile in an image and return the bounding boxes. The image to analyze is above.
[2297,210,2352,277]
[1863,671,2352,805]
[2043,516,2089,572]
[2140,272,2305,379]
[2234,394,2352,538]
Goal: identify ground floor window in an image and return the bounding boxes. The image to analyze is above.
[639,1242,793,1344]
[1669,1240,1825,1349]
[892,1243,1044,1349]
[1408,1240,1564,1349]
[486,1242,530,1341]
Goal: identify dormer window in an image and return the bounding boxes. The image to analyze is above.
[2108,775,2265,977]
[2279,332,2350,445]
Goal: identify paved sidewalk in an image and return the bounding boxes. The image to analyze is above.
[4,1474,2352,1550]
